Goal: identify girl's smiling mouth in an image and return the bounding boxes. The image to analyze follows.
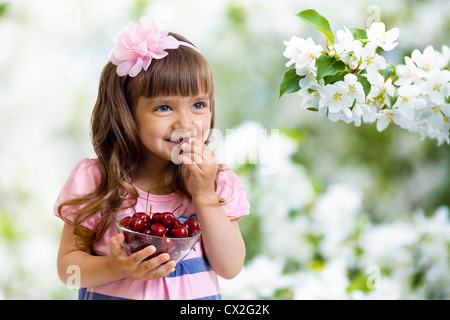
[165,139,178,147]
[165,136,187,147]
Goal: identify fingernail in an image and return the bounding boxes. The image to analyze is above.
[148,246,156,253]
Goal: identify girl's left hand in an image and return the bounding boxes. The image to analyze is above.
[179,138,218,197]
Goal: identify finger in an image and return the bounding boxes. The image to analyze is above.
[182,141,216,158]
[180,152,204,166]
[130,245,157,264]
[141,253,172,273]
[183,140,217,165]
[192,138,217,165]
[109,232,128,257]
[181,142,204,157]
[143,257,176,278]
[201,146,217,165]
[153,260,177,277]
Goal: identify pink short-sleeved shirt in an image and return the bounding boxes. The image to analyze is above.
[54,158,250,300]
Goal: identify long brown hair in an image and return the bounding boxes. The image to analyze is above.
[58,33,215,249]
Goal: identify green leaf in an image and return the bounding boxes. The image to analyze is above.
[351,28,367,40]
[380,64,398,83]
[279,69,304,98]
[324,71,346,85]
[389,89,399,106]
[296,9,334,44]
[356,74,371,96]
[315,55,346,81]
[380,64,394,81]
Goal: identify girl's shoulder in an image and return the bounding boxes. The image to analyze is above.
[57,158,102,200]
[70,157,101,185]
[53,158,103,227]
[216,163,242,177]
[215,164,243,190]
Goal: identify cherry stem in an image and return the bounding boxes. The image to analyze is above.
[172,203,184,214]
[145,191,150,213]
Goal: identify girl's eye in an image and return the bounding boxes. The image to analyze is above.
[192,102,205,110]
[155,105,171,112]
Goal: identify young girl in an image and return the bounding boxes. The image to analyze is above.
[54,18,250,300]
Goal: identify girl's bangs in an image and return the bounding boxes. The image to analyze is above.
[127,45,214,104]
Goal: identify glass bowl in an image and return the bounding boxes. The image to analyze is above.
[115,215,202,263]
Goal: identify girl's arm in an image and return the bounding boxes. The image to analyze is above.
[180,139,246,279]
[57,222,176,288]
[192,196,246,279]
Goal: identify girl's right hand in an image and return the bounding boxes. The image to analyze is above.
[109,232,176,281]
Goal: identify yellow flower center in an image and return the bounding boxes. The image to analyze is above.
[433,82,442,92]
[348,84,356,94]
[365,56,374,65]
[433,105,441,115]
[333,92,342,102]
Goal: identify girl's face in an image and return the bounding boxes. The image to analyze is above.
[134,93,212,166]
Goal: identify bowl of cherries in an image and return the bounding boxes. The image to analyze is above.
[115,206,201,263]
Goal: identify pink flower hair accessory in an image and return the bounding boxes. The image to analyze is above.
[109,17,200,77]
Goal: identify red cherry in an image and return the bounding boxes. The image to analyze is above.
[184,219,201,237]
[128,216,145,232]
[170,224,188,238]
[119,216,131,229]
[160,212,175,227]
[151,223,167,237]
[151,212,162,224]
[140,228,153,235]
[159,237,175,253]
[134,212,151,227]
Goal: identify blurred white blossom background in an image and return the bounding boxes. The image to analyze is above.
[0,0,449,299]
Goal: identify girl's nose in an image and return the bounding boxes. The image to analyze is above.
[172,112,194,133]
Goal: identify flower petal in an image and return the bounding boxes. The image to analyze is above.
[109,18,195,77]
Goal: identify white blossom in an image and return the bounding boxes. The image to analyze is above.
[411,45,446,72]
[344,73,365,103]
[283,36,323,75]
[396,56,427,86]
[366,22,399,51]
[419,70,450,105]
[394,85,427,112]
[319,82,354,117]
[367,73,395,108]
[282,18,450,144]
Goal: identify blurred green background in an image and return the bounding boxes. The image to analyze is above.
[0,0,449,299]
